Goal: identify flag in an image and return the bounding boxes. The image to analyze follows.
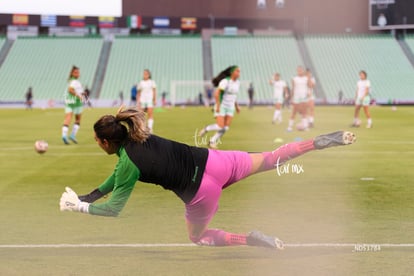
[153,17,170,28]
[127,15,141,28]
[13,14,29,26]
[181,17,197,30]
[99,16,115,28]
[69,16,85,27]
[41,15,57,27]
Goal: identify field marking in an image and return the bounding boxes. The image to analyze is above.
[1,243,414,249]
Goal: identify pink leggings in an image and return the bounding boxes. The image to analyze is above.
[185,149,252,226]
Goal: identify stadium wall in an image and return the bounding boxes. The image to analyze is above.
[123,0,371,34]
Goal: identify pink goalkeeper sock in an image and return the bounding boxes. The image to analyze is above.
[262,140,315,171]
[194,229,247,246]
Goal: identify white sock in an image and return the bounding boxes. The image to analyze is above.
[367,118,372,125]
[62,125,69,138]
[210,127,227,144]
[148,118,154,131]
[206,124,221,132]
[273,110,281,122]
[71,124,80,137]
[354,117,359,124]
[288,119,294,128]
[309,116,314,123]
[302,118,308,128]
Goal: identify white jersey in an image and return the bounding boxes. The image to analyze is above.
[357,79,370,98]
[218,77,240,108]
[292,76,309,102]
[272,80,287,100]
[138,79,156,103]
[69,79,83,96]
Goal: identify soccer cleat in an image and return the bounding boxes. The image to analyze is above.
[313,131,356,150]
[198,128,207,138]
[69,135,78,144]
[62,136,70,145]
[286,127,293,132]
[246,230,284,250]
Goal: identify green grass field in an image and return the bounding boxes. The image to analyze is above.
[0,105,413,275]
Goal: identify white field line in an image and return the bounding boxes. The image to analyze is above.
[0,243,414,249]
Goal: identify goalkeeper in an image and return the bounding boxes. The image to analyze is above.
[60,107,356,249]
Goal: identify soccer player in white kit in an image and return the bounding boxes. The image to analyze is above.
[306,69,316,128]
[269,73,288,124]
[199,66,241,148]
[352,70,372,128]
[287,66,309,132]
[137,69,157,133]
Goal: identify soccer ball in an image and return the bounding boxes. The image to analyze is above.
[296,122,307,131]
[34,140,48,154]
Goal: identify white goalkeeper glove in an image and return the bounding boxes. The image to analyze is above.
[60,187,90,213]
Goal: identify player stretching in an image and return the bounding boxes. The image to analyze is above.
[352,70,372,128]
[137,69,157,133]
[287,66,309,132]
[62,66,84,144]
[60,107,356,249]
[198,66,241,148]
[269,73,288,124]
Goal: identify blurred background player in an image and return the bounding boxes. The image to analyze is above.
[137,69,157,133]
[62,66,84,144]
[130,84,137,107]
[60,108,356,249]
[306,69,316,128]
[25,86,33,110]
[247,82,254,109]
[269,72,288,124]
[198,66,241,148]
[352,70,372,128]
[287,66,309,131]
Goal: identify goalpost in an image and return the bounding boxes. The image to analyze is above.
[170,80,252,106]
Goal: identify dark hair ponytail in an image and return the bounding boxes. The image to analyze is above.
[68,65,79,81]
[212,65,238,87]
[94,108,150,147]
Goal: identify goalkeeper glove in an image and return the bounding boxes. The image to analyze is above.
[60,187,90,213]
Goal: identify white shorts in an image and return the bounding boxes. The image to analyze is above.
[273,97,284,105]
[140,101,154,109]
[214,104,235,117]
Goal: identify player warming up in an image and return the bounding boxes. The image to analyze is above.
[352,70,372,128]
[62,66,84,144]
[269,72,288,124]
[137,69,157,133]
[60,108,356,249]
[198,66,241,149]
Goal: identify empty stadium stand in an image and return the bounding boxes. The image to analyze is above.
[100,36,203,104]
[0,37,102,101]
[211,35,304,103]
[305,34,414,103]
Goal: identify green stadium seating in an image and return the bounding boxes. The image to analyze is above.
[100,36,203,104]
[305,35,414,103]
[211,35,304,103]
[0,37,102,101]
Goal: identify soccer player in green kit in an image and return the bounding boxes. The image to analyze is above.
[62,66,84,144]
[60,107,356,249]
